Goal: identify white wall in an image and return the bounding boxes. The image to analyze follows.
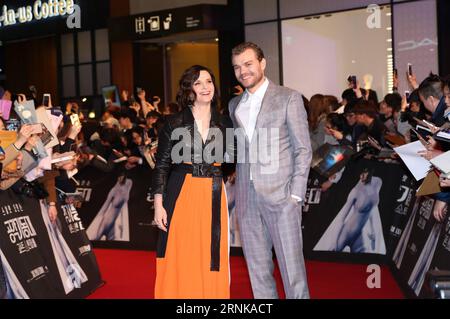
[282,6,392,100]
[394,0,438,94]
[244,0,277,24]
[130,0,227,15]
[245,22,280,85]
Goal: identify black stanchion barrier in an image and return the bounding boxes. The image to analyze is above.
[53,155,450,299]
[391,195,450,298]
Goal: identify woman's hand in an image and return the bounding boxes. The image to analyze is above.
[68,122,82,140]
[145,101,156,112]
[138,89,146,101]
[24,135,40,152]
[154,194,168,232]
[16,124,34,149]
[121,90,129,102]
[153,96,161,107]
[418,149,443,161]
[130,102,141,113]
[425,136,439,151]
[407,72,419,90]
[59,159,77,171]
[321,180,333,192]
[17,94,27,104]
[433,200,448,223]
[329,128,344,141]
[16,152,23,170]
[48,204,58,224]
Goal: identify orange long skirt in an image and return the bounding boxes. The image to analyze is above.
[155,174,230,299]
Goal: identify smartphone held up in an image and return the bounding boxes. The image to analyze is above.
[42,94,51,108]
[70,113,81,127]
[408,63,413,76]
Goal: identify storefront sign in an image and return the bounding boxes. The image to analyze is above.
[109,4,224,41]
[135,13,173,35]
[0,0,76,28]
[131,7,204,38]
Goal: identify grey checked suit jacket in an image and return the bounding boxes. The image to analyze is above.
[229,80,312,211]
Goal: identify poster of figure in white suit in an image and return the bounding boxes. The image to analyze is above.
[408,221,442,295]
[39,201,88,295]
[314,168,386,254]
[87,173,132,241]
[0,249,29,299]
[392,196,447,297]
[393,199,421,269]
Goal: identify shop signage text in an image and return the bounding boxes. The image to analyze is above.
[0,0,76,28]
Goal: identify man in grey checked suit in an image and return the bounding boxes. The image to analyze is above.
[229,42,312,299]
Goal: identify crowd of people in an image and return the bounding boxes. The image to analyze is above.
[0,85,176,298]
[305,71,450,221]
[0,40,450,299]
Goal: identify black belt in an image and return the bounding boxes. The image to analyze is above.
[173,163,222,271]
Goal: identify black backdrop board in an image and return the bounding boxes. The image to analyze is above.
[302,159,414,263]
[0,190,64,298]
[387,169,418,256]
[0,190,103,298]
[428,216,450,292]
[392,196,450,298]
[0,44,5,82]
[57,202,103,297]
[76,165,157,250]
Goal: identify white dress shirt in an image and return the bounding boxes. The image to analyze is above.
[235,78,269,143]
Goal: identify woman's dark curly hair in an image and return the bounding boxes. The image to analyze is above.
[176,65,220,110]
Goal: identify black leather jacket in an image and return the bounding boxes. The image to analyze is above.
[152,106,234,195]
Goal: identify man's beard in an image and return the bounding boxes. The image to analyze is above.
[241,72,263,90]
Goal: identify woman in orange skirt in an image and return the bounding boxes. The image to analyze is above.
[152,65,234,299]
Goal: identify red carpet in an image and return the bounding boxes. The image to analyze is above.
[88,249,404,299]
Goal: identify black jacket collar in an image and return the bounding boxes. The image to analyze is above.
[181,105,222,128]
